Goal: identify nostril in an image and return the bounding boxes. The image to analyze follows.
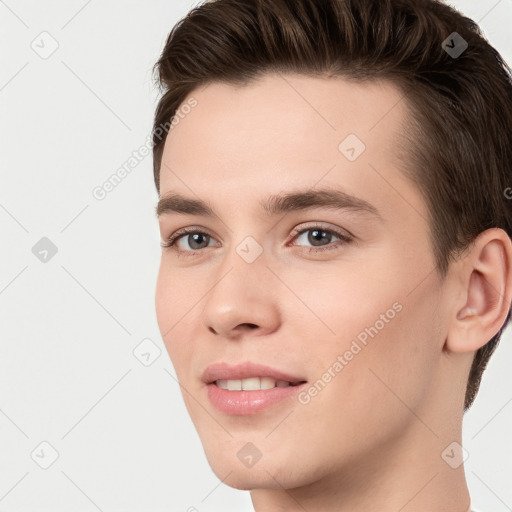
[235,323,259,330]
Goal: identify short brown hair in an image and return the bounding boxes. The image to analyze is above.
[152,0,512,411]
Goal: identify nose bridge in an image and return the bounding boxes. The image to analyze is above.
[217,229,270,291]
[213,235,270,305]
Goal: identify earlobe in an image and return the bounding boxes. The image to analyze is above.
[447,229,512,354]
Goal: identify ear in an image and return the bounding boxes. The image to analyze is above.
[446,228,512,354]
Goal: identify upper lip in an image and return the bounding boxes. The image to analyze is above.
[202,361,307,384]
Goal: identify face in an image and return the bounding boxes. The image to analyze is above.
[155,73,449,490]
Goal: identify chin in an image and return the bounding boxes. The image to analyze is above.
[203,447,314,491]
[213,468,292,491]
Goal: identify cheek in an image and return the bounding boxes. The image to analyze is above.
[155,263,173,340]
[155,256,203,325]
[155,261,197,370]
[337,283,441,416]
[281,262,403,351]
[296,255,442,404]
[291,288,442,468]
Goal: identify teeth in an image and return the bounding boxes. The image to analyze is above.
[260,377,276,389]
[215,378,294,390]
[241,377,260,391]
[227,379,241,391]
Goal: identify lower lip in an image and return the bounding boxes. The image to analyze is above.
[206,382,308,415]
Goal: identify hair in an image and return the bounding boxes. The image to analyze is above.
[151,0,512,411]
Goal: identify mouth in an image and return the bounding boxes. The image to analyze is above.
[201,361,308,415]
[213,377,307,390]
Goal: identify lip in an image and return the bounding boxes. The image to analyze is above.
[202,361,308,416]
[206,381,308,415]
[201,361,307,384]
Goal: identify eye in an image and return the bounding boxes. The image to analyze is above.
[161,223,353,257]
[161,227,217,256]
[289,224,353,254]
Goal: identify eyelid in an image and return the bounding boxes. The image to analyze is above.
[288,221,354,243]
[161,225,218,249]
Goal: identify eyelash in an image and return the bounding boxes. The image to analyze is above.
[160,224,353,257]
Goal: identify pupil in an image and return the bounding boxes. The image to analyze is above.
[309,229,330,246]
[190,233,208,249]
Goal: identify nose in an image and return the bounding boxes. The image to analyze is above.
[200,249,281,340]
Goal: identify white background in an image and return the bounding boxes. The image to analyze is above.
[0,1,511,511]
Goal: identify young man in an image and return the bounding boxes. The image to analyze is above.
[152,0,512,510]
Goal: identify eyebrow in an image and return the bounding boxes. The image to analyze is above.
[156,187,383,221]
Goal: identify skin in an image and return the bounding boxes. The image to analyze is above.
[155,73,512,512]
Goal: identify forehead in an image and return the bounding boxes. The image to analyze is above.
[164,73,406,151]
[158,73,425,222]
